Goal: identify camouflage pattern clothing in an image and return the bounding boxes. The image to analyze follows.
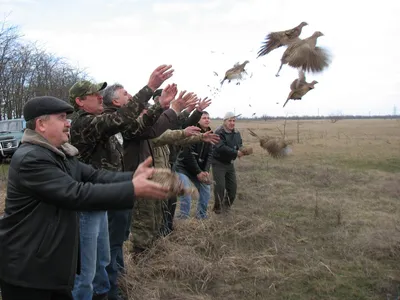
[70,85,163,170]
[130,129,205,250]
[68,82,164,298]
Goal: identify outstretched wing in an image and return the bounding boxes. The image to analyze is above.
[286,43,331,73]
[247,128,260,139]
[257,26,303,57]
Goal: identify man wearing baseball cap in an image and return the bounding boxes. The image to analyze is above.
[211,111,244,214]
[0,96,169,300]
[69,64,174,300]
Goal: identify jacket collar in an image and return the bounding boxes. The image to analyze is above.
[197,123,212,133]
[216,125,236,133]
[21,129,79,159]
[103,105,118,114]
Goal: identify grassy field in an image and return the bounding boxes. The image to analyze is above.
[1,118,400,299]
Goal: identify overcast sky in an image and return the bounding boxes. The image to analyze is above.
[1,0,399,118]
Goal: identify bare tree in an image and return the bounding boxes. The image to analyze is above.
[0,18,89,119]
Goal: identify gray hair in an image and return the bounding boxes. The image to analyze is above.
[102,83,124,107]
[26,115,50,130]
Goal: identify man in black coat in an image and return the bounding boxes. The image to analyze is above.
[174,111,214,219]
[0,96,169,300]
[163,98,212,231]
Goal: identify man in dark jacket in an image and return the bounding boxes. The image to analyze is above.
[175,111,214,219]
[122,88,197,254]
[0,96,169,300]
[163,97,212,233]
[211,111,244,214]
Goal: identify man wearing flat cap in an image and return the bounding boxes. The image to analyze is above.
[0,96,170,300]
[211,111,244,214]
[68,65,175,300]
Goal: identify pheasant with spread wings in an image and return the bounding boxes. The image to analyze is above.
[220,60,250,86]
[257,21,308,57]
[248,129,293,158]
[275,31,331,77]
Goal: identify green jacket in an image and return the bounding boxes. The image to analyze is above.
[151,129,204,169]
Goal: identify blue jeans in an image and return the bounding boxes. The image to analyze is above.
[177,172,211,219]
[106,209,131,298]
[72,211,111,300]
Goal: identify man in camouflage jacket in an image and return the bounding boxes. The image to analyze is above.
[68,65,173,300]
[97,83,148,300]
[130,123,219,251]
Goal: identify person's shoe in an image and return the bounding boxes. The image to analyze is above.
[93,293,108,300]
[109,286,128,300]
[195,214,209,220]
[213,206,222,214]
[222,206,231,214]
[109,295,126,300]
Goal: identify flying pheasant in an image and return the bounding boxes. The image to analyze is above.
[275,31,331,77]
[283,69,318,108]
[257,21,308,57]
[247,129,292,158]
[220,60,250,86]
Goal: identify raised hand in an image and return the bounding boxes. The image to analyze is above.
[185,97,198,113]
[197,97,212,112]
[158,83,178,109]
[171,90,196,113]
[147,65,174,91]
[182,93,199,110]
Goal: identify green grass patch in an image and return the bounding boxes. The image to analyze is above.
[340,158,400,173]
[0,163,9,181]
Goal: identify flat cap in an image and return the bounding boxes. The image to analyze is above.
[23,96,74,121]
[69,80,107,106]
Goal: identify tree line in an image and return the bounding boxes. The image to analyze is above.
[0,19,88,120]
[228,115,400,121]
